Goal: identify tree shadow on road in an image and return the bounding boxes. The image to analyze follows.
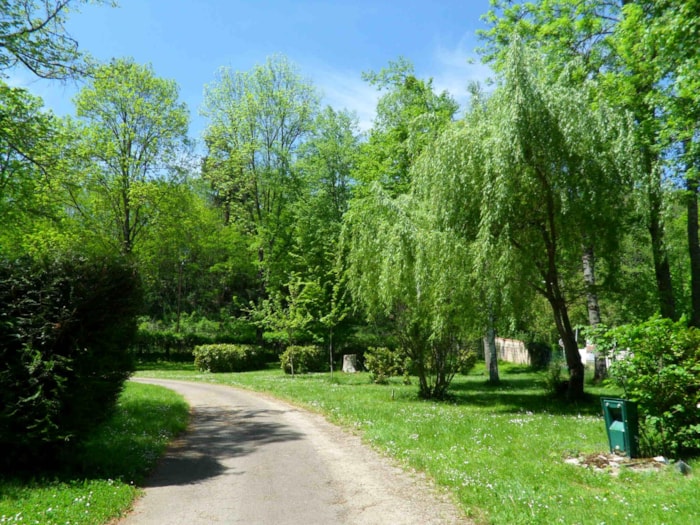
[144,405,304,487]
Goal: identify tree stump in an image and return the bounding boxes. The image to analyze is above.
[342,354,357,373]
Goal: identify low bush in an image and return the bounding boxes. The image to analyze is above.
[364,346,408,384]
[526,341,552,370]
[280,345,326,374]
[457,348,478,376]
[594,316,700,457]
[0,253,141,471]
[193,344,266,373]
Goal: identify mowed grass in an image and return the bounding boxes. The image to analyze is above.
[137,362,699,525]
[0,381,189,525]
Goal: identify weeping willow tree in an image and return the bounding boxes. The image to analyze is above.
[341,185,477,399]
[411,43,635,400]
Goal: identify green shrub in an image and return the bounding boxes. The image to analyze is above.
[280,345,326,374]
[526,341,552,370]
[0,254,141,471]
[364,346,407,384]
[594,316,700,457]
[133,316,259,361]
[543,356,567,398]
[457,349,478,375]
[193,344,266,373]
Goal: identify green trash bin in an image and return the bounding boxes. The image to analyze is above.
[601,397,639,458]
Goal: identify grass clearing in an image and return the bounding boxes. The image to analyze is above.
[137,361,699,525]
[0,381,189,525]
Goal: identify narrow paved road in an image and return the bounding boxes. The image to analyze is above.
[119,378,468,525]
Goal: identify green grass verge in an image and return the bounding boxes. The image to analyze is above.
[137,361,699,525]
[0,381,189,525]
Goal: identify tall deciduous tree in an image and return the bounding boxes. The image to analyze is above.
[414,44,633,400]
[480,0,678,323]
[71,58,189,255]
[620,0,700,326]
[356,57,458,195]
[201,54,319,293]
[289,107,359,348]
[341,60,465,396]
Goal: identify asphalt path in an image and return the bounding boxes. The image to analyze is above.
[119,378,468,525]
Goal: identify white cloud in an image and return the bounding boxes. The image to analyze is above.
[309,65,380,133]
[429,34,494,111]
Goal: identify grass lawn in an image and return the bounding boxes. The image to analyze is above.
[136,361,699,525]
[0,382,189,525]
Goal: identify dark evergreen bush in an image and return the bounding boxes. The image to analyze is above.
[0,254,141,470]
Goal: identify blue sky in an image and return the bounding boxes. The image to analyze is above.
[9,0,494,140]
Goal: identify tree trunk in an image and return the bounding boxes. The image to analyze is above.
[687,171,700,327]
[582,244,606,381]
[547,291,585,400]
[486,306,500,384]
[582,244,601,327]
[650,202,676,320]
[644,149,677,320]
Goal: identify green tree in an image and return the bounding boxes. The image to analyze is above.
[70,58,190,255]
[356,57,458,195]
[414,44,634,400]
[0,82,60,251]
[622,0,700,326]
[479,0,686,325]
[0,0,112,80]
[135,179,256,322]
[342,184,475,399]
[287,106,359,338]
[201,54,319,294]
[340,59,465,396]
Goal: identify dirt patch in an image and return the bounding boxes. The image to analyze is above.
[564,452,669,476]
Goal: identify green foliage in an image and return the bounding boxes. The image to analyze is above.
[280,345,326,375]
[342,186,473,399]
[202,54,319,291]
[0,81,65,253]
[364,346,408,384]
[71,57,190,255]
[525,341,553,370]
[410,42,635,400]
[543,355,567,398]
[0,0,113,80]
[134,316,258,360]
[0,252,141,471]
[457,348,478,376]
[594,316,700,457]
[357,57,458,195]
[193,344,266,373]
[252,274,327,346]
[0,382,189,524]
[134,180,257,322]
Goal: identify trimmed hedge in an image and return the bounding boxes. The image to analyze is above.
[280,345,326,374]
[0,254,141,470]
[193,344,266,372]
